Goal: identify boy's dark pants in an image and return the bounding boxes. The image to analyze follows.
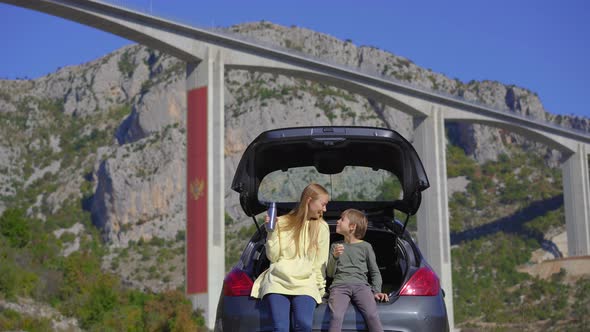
[328,284,384,332]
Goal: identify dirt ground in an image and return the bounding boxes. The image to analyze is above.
[518,231,590,282]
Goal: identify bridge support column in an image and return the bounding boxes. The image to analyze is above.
[185,47,225,329]
[562,143,590,256]
[413,107,455,330]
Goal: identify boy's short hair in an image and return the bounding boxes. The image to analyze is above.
[342,208,368,239]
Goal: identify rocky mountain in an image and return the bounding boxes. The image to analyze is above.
[1,21,588,291]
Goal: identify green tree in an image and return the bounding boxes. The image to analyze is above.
[446,145,477,178]
[143,290,203,331]
[0,208,31,248]
[376,177,402,201]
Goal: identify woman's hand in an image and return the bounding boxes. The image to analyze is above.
[265,214,278,225]
[264,213,270,225]
[374,292,389,302]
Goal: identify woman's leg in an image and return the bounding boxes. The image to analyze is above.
[350,285,383,332]
[328,285,352,332]
[264,293,291,332]
[290,295,317,332]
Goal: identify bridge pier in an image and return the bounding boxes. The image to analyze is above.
[562,143,590,256]
[413,107,455,330]
[185,46,225,329]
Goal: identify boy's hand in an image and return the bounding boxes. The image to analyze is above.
[374,293,389,302]
[333,244,344,257]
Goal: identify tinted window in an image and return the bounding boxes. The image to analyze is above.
[257,166,403,203]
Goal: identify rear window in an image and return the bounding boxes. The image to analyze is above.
[257,166,403,203]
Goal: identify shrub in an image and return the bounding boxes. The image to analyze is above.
[118,50,136,78]
[447,145,477,178]
[0,309,52,332]
[376,177,402,201]
[0,208,31,248]
[99,305,144,332]
[0,258,39,300]
[143,290,203,331]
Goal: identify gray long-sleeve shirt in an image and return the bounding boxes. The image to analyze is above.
[326,240,382,293]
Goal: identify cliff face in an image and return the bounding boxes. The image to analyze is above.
[0,21,587,250]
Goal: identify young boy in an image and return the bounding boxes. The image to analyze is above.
[326,208,389,332]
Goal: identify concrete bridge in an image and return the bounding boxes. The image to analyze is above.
[2,0,589,330]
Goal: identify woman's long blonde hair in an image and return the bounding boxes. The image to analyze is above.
[281,183,329,258]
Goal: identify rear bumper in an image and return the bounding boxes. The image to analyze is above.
[216,295,448,332]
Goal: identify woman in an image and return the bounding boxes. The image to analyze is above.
[251,183,331,332]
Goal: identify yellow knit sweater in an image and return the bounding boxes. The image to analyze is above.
[250,215,330,303]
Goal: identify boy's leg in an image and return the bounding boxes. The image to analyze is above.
[350,284,384,332]
[264,293,291,332]
[290,295,316,332]
[328,285,352,332]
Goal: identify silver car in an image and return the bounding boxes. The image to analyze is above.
[216,126,449,331]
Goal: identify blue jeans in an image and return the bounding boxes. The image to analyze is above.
[264,293,316,332]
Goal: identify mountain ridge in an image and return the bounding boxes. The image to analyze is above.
[1,20,588,246]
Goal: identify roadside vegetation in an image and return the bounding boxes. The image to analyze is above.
[447,143,589,330]
[0,206,205,331]
[0,96,205,330]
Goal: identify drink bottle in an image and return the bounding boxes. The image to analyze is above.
[267,202,277,232]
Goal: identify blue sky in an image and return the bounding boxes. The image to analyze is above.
[0,0,589,118]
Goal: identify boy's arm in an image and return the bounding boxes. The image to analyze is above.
[366,244,382,293]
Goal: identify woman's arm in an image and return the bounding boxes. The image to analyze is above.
[313,221,330,293]
[265,216,282,263]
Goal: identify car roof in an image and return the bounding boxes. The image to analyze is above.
[231,126,429,216]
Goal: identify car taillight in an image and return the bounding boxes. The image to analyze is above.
[399,267,440,296]
[223,268,254,296]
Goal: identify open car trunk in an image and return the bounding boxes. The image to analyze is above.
[232,126,430,218]
[246,216,413,299]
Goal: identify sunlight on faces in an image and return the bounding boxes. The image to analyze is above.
[336,214,355,236]
[307,194,329,220]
